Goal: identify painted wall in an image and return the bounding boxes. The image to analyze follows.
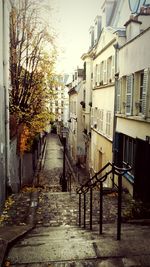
[68,92,77,162]
[77,83,85,163]
[119,28,150,76]
[116,116,150,140]
[91,29,116,175]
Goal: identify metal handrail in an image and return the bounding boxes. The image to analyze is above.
[76,161,112,194]
[77,161,131,240]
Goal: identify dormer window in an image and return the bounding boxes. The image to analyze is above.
[94,16,102,44]
[89,26,94,49]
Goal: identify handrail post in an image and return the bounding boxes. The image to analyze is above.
[117,173,122,240]
[79,193,81,227]
[70,173,72,192]
[84,193,86,228]
[112,162,115,188]
[90,187,93,230]
[99,181,103,235]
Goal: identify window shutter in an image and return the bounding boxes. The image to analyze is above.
[106,111,111,136]
[94,65,96,86]
[142,69,149,116]
[126,75,133,115]
[111,55,115,82]
[94,108,98,126]
[100,62,103,83]
[116,79,121,113]
[103,60,107,84]
[100,109,103,131]
[97,109,100,130]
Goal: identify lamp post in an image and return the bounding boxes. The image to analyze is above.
[62,127,68,192]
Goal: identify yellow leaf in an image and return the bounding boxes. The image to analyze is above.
[4,260,11,267]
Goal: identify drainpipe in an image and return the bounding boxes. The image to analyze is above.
[3,0,11,194]
[112,42,119,164]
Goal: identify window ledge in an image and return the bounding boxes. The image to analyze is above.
[116,113,150,123]
[91,127,113,142]
[93,82,115,90]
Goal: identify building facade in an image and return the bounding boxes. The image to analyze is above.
[114,6,150,200]
[91,28,116,182]
[68,69,85,165]
[79,0,150,197]
[80,53,93,171]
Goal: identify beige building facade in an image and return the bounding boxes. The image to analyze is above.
[91,28,116,175]
[68,69,85,164]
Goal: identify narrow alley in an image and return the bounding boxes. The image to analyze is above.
[0,133,150,267]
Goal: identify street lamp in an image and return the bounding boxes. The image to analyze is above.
[62,127,68,192]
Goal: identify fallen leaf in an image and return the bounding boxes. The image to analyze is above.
[4,260,11,267]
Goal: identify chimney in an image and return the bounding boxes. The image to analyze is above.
[124,15,142,42]
[140,5,150,14]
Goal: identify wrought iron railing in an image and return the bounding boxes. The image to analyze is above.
[76,162,131,240]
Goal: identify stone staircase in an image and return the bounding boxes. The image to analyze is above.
[6,192,150,267]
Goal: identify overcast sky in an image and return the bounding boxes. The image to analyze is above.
[46,0,103,74]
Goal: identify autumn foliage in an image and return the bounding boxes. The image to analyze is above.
[9,0,58,153]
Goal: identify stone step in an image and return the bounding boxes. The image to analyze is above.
[37,191,129,228]
[7,224,150,265]
[8,256,145,267]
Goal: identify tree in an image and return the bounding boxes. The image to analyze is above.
[9,0,59,153]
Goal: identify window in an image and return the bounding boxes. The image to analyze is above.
[134,69,149,117]
[94,65,97,86]
[106,111,111,136]
[97,64,100,85]
[107,57,111,83]
[107,55,115,83]
[95,64,99,86]
[91,107,98,128]
[103,60,107,84]
[100,61,104,84]
[97,109,104,132]
[94,108,98,128]
[123,135,136,176]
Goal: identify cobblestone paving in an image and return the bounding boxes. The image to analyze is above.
[0,192,33,226]
[2,134,150,267]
